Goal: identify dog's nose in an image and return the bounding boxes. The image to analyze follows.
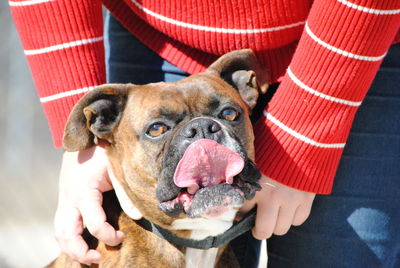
[181,118,222,139]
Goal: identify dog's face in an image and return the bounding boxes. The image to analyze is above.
[63,49,269,237]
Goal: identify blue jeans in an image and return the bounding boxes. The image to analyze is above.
[105,13,400,268]
[266,44,400,268]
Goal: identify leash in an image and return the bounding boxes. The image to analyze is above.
[136,208,257,249]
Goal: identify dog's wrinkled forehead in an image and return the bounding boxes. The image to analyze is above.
[63,49,269,152]
[126,75,245,126]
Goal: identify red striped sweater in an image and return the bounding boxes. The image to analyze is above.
[10,0,400,194]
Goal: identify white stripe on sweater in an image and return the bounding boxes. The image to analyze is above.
[40,86,95,103]
[287,67,362,107]
[130,0,305,34]
[9,0,53,6]
[24,36,103,56]
[305,23,387,61]
[264,111,346,149]
[337,0,400,15]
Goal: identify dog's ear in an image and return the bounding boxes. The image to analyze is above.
[63,84,129,152]
[207,49,270,109]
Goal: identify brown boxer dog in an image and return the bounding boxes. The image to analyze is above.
[48,49,269,268]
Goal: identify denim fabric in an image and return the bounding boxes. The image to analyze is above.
[104,12,400,268]
[267,44,400,268]
[104,13,188,84]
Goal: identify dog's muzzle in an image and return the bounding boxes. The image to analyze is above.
[156,118,261,218]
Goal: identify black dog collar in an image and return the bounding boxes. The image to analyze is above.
[136,208,256,250]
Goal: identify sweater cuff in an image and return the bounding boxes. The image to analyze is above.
[253,114,344,194]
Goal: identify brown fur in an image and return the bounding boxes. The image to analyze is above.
[50,50,268,267]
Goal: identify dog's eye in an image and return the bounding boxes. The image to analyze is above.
[220,108,239,121]
[147,123,169,138]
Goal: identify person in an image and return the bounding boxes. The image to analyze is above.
[9,0,399,267]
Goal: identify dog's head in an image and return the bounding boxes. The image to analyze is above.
[63,49,269,237]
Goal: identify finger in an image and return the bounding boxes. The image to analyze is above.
[252,202,279,240]
[54,207,101,264]
[237,198,256,216]
[79,194,124,246]
[54,206,84,243]
[62,235,101,264]
[273,206,296,236]
[293,202,313,226]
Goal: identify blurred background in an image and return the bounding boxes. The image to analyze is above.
[1,3,61,267]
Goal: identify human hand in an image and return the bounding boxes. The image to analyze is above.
[54,146,142,264]
[239,175,315,239]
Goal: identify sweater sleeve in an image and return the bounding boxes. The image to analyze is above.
[254,0,400,194]
[9,0,106,147]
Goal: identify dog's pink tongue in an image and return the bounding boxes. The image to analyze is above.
[173,139,244,194]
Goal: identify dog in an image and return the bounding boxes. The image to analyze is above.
[49,49,269,268]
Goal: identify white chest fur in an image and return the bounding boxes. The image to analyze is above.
[171,208,238,268]
[171,208,237,240]
[185,247,219,268]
